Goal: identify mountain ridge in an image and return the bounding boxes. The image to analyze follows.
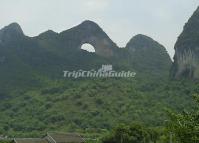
[0,20,172,94]
[0,21,170,57]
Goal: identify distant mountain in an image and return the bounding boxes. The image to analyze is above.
[171,7,199,79]
[126,34,172,76]
[0,23,24,43]
[0,20,172,93]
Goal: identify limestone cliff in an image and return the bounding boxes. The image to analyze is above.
[0,23,24,45]
[171,7,199,79]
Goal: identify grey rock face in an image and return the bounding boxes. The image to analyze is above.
[0,23,24,44]
[171,7,199,79]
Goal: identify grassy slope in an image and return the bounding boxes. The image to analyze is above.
[0,77,196,137]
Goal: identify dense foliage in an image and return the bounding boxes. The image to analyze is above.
[167,95,199,143]
[0,77,197,138]
[102,123,159,143]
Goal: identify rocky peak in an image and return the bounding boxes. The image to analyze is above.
[37,30,58,39]
[126,34,162,50]
[126,34,172,75]
[79,20,100,29]
[60,20,118,57]
[71,20,111,39]
[171,6,199,79]
[0,23,24,43]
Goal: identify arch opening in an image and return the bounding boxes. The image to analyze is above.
[81,43,96,53]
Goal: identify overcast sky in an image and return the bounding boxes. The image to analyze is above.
[0,0,199,58]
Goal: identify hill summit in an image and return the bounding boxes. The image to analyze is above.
[0,23,24,44]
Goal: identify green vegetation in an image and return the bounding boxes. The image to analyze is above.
[0,139,13,143]
[166,94,199,143]
[100,94,199,143]
[102,123,159,143]
[0,78,197,138]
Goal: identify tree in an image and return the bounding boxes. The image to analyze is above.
[167,94,199,143]
[102,123,155,143]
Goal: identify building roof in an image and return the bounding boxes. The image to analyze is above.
[47,132,84,143]
[14,138,49,143]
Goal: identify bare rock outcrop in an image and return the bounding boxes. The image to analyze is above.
[171,7,199,79]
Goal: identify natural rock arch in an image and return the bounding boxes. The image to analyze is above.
[81,43,95,53]
[60,20,117,58]
[78,37,114,57]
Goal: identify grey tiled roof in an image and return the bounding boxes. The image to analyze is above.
[47,132,84,143]
[13,132,85,143]
[14,138,49,143]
